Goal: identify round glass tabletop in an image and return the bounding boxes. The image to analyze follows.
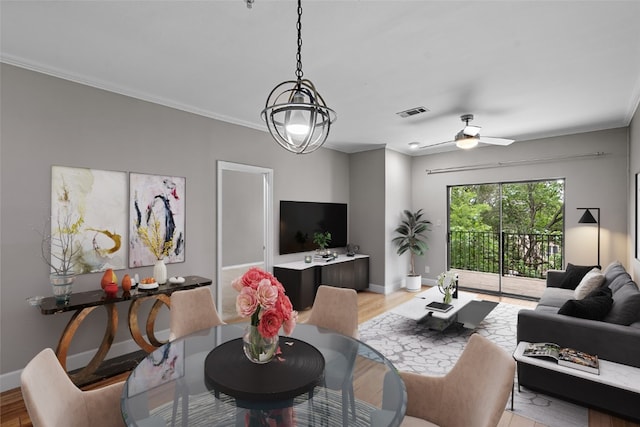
[121,323,406,427]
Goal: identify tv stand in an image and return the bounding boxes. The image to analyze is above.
[273,254,369,310]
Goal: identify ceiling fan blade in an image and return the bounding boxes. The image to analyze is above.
[463,125,481,137]
[478,136,515,146]
[419,139,455,149]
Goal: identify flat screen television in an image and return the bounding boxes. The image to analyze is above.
[279,200,348,255]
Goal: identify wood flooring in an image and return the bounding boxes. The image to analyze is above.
[1,287,637,427]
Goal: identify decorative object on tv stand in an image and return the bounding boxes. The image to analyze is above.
[260,0,336,154]
[346,243,359,257]
[437,271,458,304]
[577,207,600,266]
[40,196,83,304]
[392,209,432,292]
[232,267,298,364]
[313,231,332,257]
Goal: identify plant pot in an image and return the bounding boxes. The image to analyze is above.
[405,275,422,292]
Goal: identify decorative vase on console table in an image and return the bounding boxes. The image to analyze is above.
[232,267,297,364]
[50,274,75,304]
[153,259,167,285]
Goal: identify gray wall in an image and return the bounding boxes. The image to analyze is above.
[411,127,630,282]
[0,64,349,387]
[385,149,413,291]
[349,149,386,290]
[630,105,640,281]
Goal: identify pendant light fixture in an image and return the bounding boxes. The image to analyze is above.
[261,0,336,154]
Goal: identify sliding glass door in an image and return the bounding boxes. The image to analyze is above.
[448,179,564,299]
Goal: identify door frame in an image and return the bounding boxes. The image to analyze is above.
[216,161,273,313]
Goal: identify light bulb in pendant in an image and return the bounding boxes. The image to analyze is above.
[285,92,310,136]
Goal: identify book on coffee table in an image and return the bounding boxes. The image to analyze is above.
[523,342,599,374]
[425,301,453,312]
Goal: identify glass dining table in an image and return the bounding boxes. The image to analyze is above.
[121,323,406,427]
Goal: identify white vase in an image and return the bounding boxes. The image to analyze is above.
[153,259,167,284]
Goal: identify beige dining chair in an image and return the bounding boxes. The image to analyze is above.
[169,286,225,340]
[398,333,515,427]
[305,285,359,338]
[304,285,359,425]
[21,348,125,427]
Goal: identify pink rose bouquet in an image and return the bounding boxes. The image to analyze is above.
[232,267,298,338]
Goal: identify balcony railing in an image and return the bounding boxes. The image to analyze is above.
[449,231,563,279]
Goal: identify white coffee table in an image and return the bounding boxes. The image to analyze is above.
[391,286,497,331]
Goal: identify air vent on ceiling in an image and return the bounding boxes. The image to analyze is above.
[396,106,429,118]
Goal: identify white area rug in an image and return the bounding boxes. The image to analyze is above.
[358,302,589,427]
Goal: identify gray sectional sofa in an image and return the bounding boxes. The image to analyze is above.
[517,261,640,421]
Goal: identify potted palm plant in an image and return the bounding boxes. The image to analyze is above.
[392,209,431,292]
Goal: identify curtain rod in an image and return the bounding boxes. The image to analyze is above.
[425,152,610,175]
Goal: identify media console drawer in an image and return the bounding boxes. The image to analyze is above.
[274,255,369,310]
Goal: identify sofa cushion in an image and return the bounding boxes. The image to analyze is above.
[574,268,605,299]
[603,260,626,280]
[603,282,640,325]
[559,263,601,290]
[558,287,613,320]
[607,271,634,294]
[538,288,575,308]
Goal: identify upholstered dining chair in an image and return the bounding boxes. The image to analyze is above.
[304,285,359,425]
[21,348,125,427]
[397,333,515,427]
[305,285,359,338]
[169,286,225,340]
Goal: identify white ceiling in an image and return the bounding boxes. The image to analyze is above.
[2,1,640,155]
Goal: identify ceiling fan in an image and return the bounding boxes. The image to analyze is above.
[420,114,515,150]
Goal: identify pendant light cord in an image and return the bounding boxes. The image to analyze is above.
[295,0,303,81]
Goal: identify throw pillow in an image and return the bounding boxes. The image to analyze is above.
[558,287,613,320]
[603,282,640,325]
[574,268,605,299]
[559,263,601,290]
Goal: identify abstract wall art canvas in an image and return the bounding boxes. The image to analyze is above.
[51,166,128,273]
[129,173,185,267]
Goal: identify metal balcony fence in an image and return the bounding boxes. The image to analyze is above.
[449,231,564,279]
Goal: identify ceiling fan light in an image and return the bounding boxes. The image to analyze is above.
[456,136,479,149]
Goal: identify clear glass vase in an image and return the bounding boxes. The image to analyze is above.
[50,274,74,304]
[443,289,452,304]
[243,325,278,364]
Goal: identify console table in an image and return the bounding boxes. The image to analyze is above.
[39,275,212,385]
[274,255,369,310]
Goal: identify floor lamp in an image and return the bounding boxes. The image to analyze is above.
[577,208,600,266]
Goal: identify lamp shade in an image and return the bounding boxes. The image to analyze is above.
[578,209,598,224]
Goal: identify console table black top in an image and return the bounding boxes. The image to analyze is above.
[39,275,212,314]
[204,336,325,403]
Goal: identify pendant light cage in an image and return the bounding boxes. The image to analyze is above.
[262,79,336,154]
[261,0,336,154]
